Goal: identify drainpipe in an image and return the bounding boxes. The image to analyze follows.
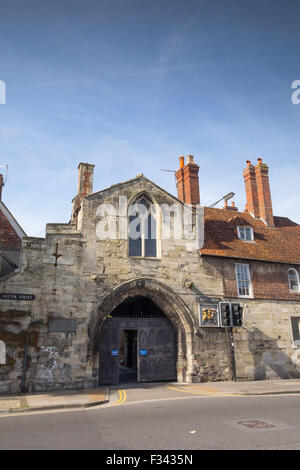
[21,334,29,393]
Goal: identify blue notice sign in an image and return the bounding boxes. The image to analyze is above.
[139,349,148,356]
[111,350,118,357]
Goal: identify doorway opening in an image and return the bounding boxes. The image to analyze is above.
[98,296,177,385]
[119,329,137,383]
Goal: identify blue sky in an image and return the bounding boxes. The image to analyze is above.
[0,0,300,235]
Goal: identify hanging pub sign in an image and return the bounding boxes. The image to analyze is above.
[0,293,35,301]
[199,304,219,327]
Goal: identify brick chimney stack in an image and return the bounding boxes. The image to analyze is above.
[255,158,274,227]
[0,173,3,201]
[243,158,274,226]
[175,155,200,205]
[78,162,95,198]
[243,160,260,218]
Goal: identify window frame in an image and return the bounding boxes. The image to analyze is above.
[235,263,253,298]
[291,317,300,346]
[0,340,6,365]
[237,226,254,242]
[288,268,300,293]
[128,194,160,259]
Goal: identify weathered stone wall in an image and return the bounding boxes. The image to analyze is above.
[203,257,300,380]
[232,299,300,380]
[0,176,300,393]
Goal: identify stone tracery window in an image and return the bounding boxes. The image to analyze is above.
[128,195,157,258]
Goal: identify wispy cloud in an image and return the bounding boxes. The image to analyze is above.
[150,33,186,78]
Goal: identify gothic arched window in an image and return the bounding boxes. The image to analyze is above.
[128,195,157,258]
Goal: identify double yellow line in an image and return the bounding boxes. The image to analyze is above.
[165,384,234,397]
[165,385,208,395]
[113,389,127,406]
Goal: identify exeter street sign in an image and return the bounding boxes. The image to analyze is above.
[0,293,35,301]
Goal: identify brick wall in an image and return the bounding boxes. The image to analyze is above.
[222,257,300,301]
[0,209,22,250]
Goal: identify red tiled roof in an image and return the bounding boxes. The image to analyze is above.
[200,207,300,264]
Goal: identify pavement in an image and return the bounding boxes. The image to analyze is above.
[0,387,109,415]
[2,378,300,415]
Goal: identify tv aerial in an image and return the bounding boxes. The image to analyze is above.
[160,168,177,188]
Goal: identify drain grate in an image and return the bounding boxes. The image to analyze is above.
[237,420,276,429]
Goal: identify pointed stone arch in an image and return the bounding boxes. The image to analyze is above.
[89,277,196,383]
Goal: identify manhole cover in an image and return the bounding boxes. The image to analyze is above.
[237,420,276,429]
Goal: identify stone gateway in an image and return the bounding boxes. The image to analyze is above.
[0,156,300,394]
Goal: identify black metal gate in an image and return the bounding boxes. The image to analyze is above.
[98,307,177,385]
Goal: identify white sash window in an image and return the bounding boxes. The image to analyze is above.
[235,263,252,297]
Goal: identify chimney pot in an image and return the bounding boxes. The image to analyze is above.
[187,155,194,164]
[179,156,185,168]
[224,199,238,211]
[246,160,251,167]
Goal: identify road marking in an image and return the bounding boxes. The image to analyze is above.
[188,384,221,393]
[113,389,127,406]
[165,385,212,395]
[119,390,127,405]
[165,384,233,396]
[5,393,298,418]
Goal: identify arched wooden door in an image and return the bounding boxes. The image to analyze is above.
[98,297,177,385]
[137,316,177,382]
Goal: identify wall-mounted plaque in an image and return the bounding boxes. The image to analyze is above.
[199,304,219,327]
[48,318,77,333]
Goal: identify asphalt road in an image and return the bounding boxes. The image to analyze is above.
[1,390,300,450]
